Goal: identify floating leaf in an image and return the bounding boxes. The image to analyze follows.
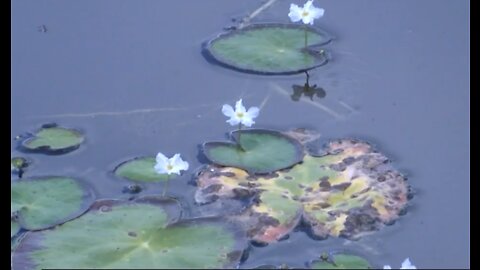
[11,219,20,238]
[11,176,95,230]
[196,139,409,243]
[114,157,170,182]
[12,196,247,269]
[203,129,304,174]
[204,23,332,75]
[309,254,371,269]
[19,124,84,154]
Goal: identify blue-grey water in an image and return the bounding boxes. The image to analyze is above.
[11,0,470,268]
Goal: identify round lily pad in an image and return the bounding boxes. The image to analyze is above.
[11,176,95,230]
[202,129,304,174]
[196,138,410,243]
[19,124,84,154]
[309,254,371,269]
[12,196,247,269]
[203,23,332,75]
[114,157,170,182]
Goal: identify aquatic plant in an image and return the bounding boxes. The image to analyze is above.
[309,253,371,269]
[12,196,247,269]
[196,136,410,244]
[114,157,170,182]
[384,258,416,269]
[18,123,84,154]
[222,99,260,128]
[11,176,95,230]
[288,1,325,25]
[203,23,331,75]
[202,129,304,173]
[154,152,189,175]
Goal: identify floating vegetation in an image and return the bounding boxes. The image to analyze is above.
[202,129,304,174]
[203,23,332,75]
[196,138,409,243]
[309,253,371,269]
[12,196,247,269]
[11,176,95,230]
[11,218,20,238]
[114,157,170,182]
[18,124,84,154]
[11,157,30,178]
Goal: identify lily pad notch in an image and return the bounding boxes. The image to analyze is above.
[203,23,333,75]
[18,123,85,155]
[202,129,305,174]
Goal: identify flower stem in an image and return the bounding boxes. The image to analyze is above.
[162,178,170,197]
[237,123,245,151]
[304,25,308,49]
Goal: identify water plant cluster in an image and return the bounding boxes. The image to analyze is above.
[11,1,416,269]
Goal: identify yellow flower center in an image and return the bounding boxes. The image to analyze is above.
[167,164,173,170]
[236,112,244,118]
[302,11,309,17]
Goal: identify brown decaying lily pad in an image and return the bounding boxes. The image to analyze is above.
[195,138,410,244]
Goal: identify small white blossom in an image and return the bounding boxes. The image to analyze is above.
[154,153,189,175]
[288,0,325,25]
[384,258,416,269]
[222,99,259,127]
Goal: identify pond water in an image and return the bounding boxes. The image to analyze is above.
[11,0,470,268]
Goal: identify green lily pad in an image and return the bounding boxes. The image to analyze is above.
[19,124,84,154]
[11,219,20,238]
[204,23,332,75]
[202,129,304,174]
[114,157,170,182]
[11,176,95,230]
[196,138,409,243]
[310,254,371,269]
[12,196,247,269]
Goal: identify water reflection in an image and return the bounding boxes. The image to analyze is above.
[291,71,326,102]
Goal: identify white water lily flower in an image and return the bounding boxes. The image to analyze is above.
[288,0,325,25]
[384,258,416,269]
[154,153,189,175]
[222,99,259,127]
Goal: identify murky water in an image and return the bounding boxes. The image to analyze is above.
[11,0,470,268]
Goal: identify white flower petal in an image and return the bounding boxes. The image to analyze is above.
[171,154,189,172]
[302,16,314,25]
[235,99,246,114]
[288,4,303,22]
[383,266,392,269]
[222,104,235,117]
[310,7,324,19]
[241,118,255,127]
[154,163,168,174]
[303,0,314,10]
[401,258,416,269]
[155,152,169,165]
[227,117,241,126]
[246,107,260,119]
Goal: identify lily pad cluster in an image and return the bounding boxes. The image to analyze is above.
[253,253,372,269]
[204,24,332,75]
[12,196,247,270]
[196,136,410,243]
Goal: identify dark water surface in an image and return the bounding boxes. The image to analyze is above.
[11,0,470,268]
